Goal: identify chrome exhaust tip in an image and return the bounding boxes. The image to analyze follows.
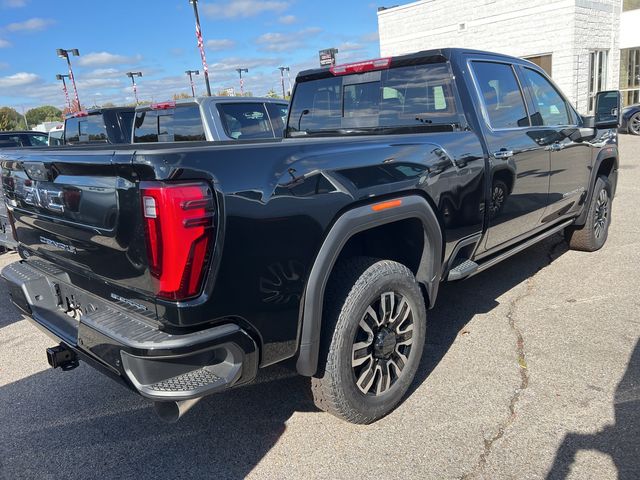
[153,398,202,423]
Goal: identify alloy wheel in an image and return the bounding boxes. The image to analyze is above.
[351,291,414,396]
[594,188,609,239]
[630,113,640,135]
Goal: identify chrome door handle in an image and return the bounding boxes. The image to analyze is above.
[549,142,564,152]
[493,150,514,159]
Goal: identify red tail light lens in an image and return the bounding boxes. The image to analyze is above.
[140,181,215,301]
[330,57,391,76]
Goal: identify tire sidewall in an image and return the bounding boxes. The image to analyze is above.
[331,264,426,417]
[629,112,640,136]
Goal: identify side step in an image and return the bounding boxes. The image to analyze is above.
[447,259,479,281]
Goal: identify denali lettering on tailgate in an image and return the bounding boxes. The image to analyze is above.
[39,236,77,254]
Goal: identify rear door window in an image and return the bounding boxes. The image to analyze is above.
[471,61,530,129]
[0,134,23,147]
[218,103,275,140]
[133,105,206,143]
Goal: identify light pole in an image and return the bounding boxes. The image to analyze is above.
[55,74,72,111]
[189,0,211,96]
[185,69,200,97]
[278,66,290,98]
[236,68,248,96]
[56,48,81,111]
[126,72,143,104]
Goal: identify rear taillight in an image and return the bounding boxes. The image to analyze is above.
[140,181,215,301]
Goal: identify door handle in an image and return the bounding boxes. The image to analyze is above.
[549,142,564,152]
[493,150,514,159]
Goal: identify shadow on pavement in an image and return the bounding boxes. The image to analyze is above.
[0,236,568,479]
[410,235,567,396]
[546,339,640,480]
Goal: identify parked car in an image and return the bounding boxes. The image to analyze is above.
[0,131,48,252]
[620,103,640,135]
[0,48,620,425]
[132,96,289,143]
[63,107,136,145]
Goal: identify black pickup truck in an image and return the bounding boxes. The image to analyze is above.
[0,48,620,424]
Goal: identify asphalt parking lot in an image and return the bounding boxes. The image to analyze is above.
[0,136,638,480]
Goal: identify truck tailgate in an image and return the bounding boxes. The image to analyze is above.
[1,148,156,312]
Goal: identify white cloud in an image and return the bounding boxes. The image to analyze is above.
[278,15,297,25]
[5,17,54,32]
[256,27,322,52]
[0,71,39,88]
[209,56,283,73]
[77,52,142,67]
[201,0,289,19]
[206,39,236,51]
[2,0,27,7]
[0,38,10,48]
[338,42,364,52]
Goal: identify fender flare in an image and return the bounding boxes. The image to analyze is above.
[295,194,443,376]
[575,146,619,226]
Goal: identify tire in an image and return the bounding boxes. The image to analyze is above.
[488,179,509,220]
[628,112,640,136]
[311,257,427,424]
[565,176,612,252]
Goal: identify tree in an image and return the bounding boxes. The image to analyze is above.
[0,107,26,131]
[25,105,62,126]
[173,92,191,100]
[265,89,281,99]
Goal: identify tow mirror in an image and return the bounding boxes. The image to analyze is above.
[594,90,621,129]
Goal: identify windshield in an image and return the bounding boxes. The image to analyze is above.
[288,62,462,136]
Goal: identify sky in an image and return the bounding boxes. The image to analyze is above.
[0,0,385,112]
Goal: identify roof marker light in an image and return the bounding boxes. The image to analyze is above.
[330,57,392,76]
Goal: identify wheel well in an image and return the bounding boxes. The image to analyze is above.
[493,169,514,195]
[596,157,615,179]
[333,218,424,276]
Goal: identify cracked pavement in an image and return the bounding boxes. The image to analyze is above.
[0,137,638,479]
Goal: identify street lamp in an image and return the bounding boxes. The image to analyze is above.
[185,69,200,97]
[278,66,290,98]
[126,72,143,104]
[55,74,72,111]
[189,0,212,96]
[236,68,248,96]
[56,48,81,111]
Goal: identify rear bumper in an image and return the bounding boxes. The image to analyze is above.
[1,260,258,401]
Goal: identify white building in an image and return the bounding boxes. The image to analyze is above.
[377,0,640,113]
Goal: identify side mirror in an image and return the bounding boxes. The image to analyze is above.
[594,90,621,129]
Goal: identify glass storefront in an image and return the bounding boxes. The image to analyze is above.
[620,48,640,106]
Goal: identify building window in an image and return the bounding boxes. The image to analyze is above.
[620,48,640,106]
[523,54,552,76]
[588,50,609,113]
[623,0,640,11]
